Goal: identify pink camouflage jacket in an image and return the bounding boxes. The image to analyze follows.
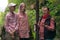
[17,13,30,38]
[4,12,18,33]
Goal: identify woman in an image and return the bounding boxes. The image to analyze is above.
[17,3,30,40]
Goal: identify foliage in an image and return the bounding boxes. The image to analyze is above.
[27,10,36,40]
[0,0,60,40]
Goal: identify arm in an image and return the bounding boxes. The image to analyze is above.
[4,15,10,32]
[45,18,55,31]
[15,15,19,31]
[34,21,40,32]
[4,15,13,34]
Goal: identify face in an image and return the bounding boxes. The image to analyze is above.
[42,7,49,14]
[20,4,26,12]
[9,6,15,11]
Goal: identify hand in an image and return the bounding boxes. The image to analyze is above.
[10,32,14,38]
[34,24,36,32]
[9,30,14,35]
[45,25,48,27]
[12,30,15,33]
[9,32,13,35]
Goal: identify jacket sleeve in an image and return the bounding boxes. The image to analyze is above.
[47,18,55,31]
[4,15,11,32]
[15,14,19,31]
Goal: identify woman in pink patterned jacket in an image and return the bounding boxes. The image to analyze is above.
[17,3,30,40]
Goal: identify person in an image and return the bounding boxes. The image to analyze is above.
[36,6,56,40]
[17,3,30,40]
[4,3,18,40]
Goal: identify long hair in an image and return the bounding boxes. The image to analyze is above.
[18,3,26,14]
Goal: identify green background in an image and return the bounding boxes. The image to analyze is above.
[0,0,60,40]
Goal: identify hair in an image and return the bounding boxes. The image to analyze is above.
[18,2,26,13]
[19,2,26,9]
[42,6,49,11]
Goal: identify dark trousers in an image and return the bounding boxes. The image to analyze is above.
[3,32,19,40]
[20,38,30,40]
